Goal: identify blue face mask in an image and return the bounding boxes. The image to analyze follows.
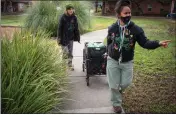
[121,16,131,24]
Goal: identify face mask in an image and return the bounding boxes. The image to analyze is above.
[120,16,131,24]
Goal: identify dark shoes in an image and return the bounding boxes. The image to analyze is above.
[113,106,122,114]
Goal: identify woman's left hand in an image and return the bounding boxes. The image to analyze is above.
[159,40,171,48]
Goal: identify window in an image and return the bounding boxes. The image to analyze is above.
[148,4,152,11]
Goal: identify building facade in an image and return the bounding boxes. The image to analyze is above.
[102,0,175,16]
[1,0,32,13]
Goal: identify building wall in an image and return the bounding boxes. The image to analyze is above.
[1,1,31,13]
[139,0,170,16]
[105,0,171,16]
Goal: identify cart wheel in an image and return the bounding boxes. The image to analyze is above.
[86,59,89,86]
[82,63,85,72]
[83,49,85,60]
[86,60,89,75]
[86,77,89,86]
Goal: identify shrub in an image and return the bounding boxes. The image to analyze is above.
[24,2,60,37]
[24,1,91,36]
[1,29,68,113]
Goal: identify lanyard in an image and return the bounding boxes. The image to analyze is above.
[117,20,130,64]
[117,20,131,52]
[119,26,126,52]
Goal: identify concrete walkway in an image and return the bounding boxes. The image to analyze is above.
[53,29,117,113]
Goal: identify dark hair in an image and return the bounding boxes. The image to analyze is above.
[115,0,131,16]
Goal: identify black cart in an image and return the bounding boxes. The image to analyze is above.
[82,42,107,86]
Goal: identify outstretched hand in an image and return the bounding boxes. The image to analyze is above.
[159,40,171,48]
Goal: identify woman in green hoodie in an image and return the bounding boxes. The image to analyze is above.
[106,0,171,113]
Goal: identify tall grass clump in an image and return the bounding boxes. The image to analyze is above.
[24,1,92,37]
[1,29,68,113]
[24,1,60,37]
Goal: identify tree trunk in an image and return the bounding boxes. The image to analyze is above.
[9,1,13,12]
[3,0,7,13]
[131,0,143,15]
[95,0,98,12]
[102,0,105,15]
[171,0,175,13]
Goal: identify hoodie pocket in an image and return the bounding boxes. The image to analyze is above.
[108,43,120,60]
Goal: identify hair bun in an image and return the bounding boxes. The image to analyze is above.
[121,0,131,6]
[114,0,131,16]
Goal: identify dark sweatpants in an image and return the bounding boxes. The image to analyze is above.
[61,40,73,66]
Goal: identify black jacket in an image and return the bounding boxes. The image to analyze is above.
[57,13,80,46]
[107,21,160,62]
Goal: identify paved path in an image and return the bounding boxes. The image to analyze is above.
[52,29,119,113]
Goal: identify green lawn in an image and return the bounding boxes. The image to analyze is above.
[88,16,117,32]
[1,15,116,30]
[124,18,176,113]
[1,14,176,113]
[1,15,24,26]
